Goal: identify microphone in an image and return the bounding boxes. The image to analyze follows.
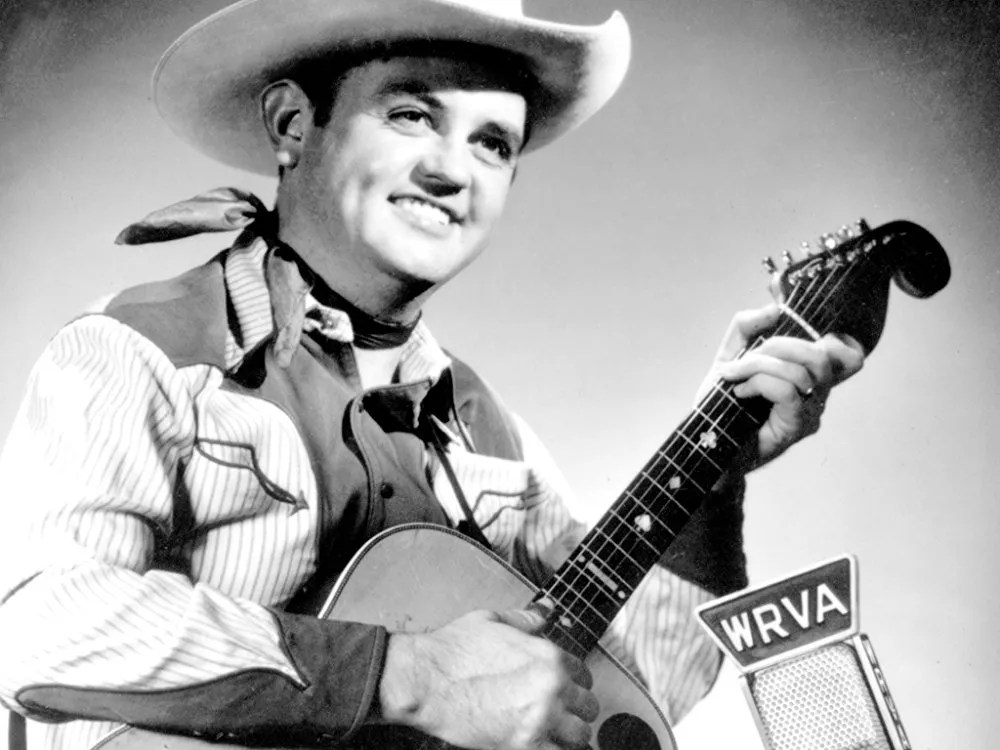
[695,555,910,750]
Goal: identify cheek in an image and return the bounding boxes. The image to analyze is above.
[344,148,407,211]
[474,174,514,228]
[324,155,387,231]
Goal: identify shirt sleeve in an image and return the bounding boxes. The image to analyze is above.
[509,413,744,724]
[0,316,385,745]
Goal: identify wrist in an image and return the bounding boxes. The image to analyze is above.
[378,633,424,726]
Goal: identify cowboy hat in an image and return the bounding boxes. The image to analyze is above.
[153,0,631,175]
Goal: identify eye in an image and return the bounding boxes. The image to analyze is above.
[475,134,514,167]
[388,107,432,132]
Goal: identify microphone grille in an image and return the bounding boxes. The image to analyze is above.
[747,642,890,750]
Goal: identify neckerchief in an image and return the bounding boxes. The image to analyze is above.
[116,187,420,362]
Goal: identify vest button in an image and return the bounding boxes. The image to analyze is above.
[380,482,395,499]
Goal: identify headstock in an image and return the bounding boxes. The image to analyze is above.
[763,219,950,354]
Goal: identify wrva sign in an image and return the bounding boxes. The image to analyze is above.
[696,556,858,671]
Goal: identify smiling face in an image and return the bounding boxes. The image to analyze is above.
[275,53,528,317]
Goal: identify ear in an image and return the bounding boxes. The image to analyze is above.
[261,80,311,171]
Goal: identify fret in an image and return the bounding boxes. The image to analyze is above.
[674,427,724,472]
[710,381,743,409]
[648,446,710,496]
[552,551,627,609]
[587,511,647,567]
[609,501,679,540]
[567,548,632,598]
[619,492,691,543]
[778,303,821,341]
[541,616,591,659]
[555,587,629,639]
[579,522,655,578]
[646,449,705,494]
[691,404,742,450]
[539,583,607,641]
[617,479,685,537]
[635,468,671,497]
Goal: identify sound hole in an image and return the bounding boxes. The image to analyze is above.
[596,712,660,750]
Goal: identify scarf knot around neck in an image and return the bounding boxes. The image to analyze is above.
[115,187,420,359]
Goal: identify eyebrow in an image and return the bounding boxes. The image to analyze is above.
[376,78,439,106]
[375,77,526,151]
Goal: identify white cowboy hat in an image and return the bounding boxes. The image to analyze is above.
[153,0,631,175]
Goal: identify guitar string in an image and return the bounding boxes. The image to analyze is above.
[543,311,809,639]
[545,326,796,637]
[541,240,887,641]
[542,341,786,641]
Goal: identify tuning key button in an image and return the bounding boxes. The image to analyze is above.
[762,257,778,274]
[855,218,871,234]
[820,232,838,250]
[800,241,812,256]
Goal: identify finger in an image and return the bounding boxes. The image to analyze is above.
[737,336,834,388]
[821,333,865,383]
[560,653,594,690]
[714,305,782,362]
[722,352,816,398]
[561,681,600,722]
[548,712,593,749]
[493,607,547,634]
[732,372,807,406]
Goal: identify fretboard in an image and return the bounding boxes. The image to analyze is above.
[528,233,897,657]
[532,311,830,658]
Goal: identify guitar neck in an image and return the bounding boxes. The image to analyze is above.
[528,227,927,657]
[534,311,830,658]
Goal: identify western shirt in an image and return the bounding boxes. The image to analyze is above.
[0,233,744,749]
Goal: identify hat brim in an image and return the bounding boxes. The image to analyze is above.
[153,0,631,175]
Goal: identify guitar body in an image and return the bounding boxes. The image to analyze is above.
[94,524,675,750]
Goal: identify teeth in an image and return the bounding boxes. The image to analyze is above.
[395,197,452,227]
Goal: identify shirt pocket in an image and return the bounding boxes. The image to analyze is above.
[192,437,308,514]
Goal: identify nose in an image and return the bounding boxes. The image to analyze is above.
[414,136,472,195]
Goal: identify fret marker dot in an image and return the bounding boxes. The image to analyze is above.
[617,591,627,600]
[560,615,573,628]
[699,430,718,449]
[635,514,652,533]
[668,475,681,490]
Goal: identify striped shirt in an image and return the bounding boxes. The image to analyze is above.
[0,235,725,749]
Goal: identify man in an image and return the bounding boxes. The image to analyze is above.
[0,1,863,749]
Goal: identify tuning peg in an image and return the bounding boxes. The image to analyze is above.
[782,249,794,266]
[819,232,838,251]
[836,224,852,242]
[854,218,871,235]
[761,257,778,274]
[800,241,812,256]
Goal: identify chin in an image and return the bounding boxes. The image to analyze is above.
[379,246,478,288]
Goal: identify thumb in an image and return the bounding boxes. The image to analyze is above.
[492,606,548,634]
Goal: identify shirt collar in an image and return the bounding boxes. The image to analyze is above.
[221,234,452,384]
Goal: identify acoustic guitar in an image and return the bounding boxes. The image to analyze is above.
[93,219,949,750]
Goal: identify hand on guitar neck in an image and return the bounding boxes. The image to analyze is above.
[379,608,598,750]
[701,303,866,475]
